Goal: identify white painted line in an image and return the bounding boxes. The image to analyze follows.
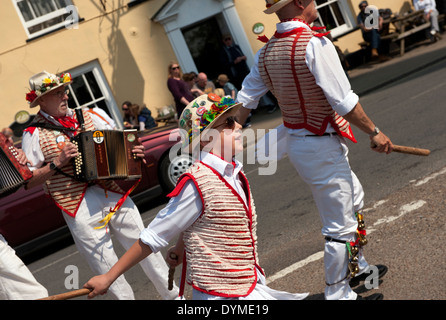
[362,199,388,213]
[413,167,446,187]
[32,251,79,274]
[266,199,427,284]
[373,200,426,226]
[410,82,446,100]
[266,251,324,284]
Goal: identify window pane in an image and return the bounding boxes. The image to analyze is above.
[317,4,337,30]
[85,71,103,100]
[28,24,43,34]
[55,0,70,9]
[30,0,56,18]
[17,1,34,21]
[331,2,345,26]
[16,0,74,36]
[70,75,92,106]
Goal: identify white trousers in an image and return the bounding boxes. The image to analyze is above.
[62,185,179,300]
[429,9,440,33]
[0,234,48,300]
[286,133,369,300]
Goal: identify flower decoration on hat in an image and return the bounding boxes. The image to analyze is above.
[193,96,236,142]
[178,93,241,148]
[25,71,72,106]
[25,91,38,104]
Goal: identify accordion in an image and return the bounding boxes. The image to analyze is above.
[71,130,142,182]
[0,133,33,198]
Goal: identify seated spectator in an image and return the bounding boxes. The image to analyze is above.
[357,1,390,61]
[122,100,138,129]
[193,72,215,95]
[183,72,204,98]
[413,0,442,42]
[214,88,225,98]
[137,104,157,130]
[217,74,238,100]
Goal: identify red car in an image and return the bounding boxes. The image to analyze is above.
[0,124,192,257]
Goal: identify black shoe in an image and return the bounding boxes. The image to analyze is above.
[356,293,384,300]
[350,265,388,287]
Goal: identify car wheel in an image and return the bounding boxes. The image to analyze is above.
[159,152,193,192]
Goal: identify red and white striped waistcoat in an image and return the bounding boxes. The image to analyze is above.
[35,110,123,217]
[176,162,263,297]
[258,27,356,142]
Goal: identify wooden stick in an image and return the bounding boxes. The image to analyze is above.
[393,145,430,156]
[37,288,92,300]
[168,252,178,291]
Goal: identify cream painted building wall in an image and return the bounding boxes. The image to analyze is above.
[0,0,414,133]
[0,0,176,132]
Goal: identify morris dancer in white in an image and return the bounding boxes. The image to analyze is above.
[21,70,178,300]
[237,0,393,300]
[84,93,308,300]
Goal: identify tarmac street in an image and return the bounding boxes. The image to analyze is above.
[25,36,446,301]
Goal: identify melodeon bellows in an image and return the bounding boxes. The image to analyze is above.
[0,133,33,198]
[71,130,142,182]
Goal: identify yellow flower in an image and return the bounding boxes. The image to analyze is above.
[62,73,72,83]
[43,78,52,84]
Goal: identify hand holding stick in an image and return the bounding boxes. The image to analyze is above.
[371,142,430,156]
[168,252,178,291]
[37,288,92,300]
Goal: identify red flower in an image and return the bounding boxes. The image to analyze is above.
[26,90,38,103]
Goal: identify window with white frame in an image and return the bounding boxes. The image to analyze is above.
[66,62,123,129]
[13,0,74,38]
[314,0,356,38]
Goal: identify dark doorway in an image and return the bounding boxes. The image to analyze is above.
[182,15,228,81]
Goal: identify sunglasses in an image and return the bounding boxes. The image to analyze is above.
[171,66,180,70]
[213,116,238,130]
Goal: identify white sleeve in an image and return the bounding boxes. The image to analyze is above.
[87,108,117,130]
[96,108,117,129]
[306,36,359,117]
[236,49,269,110]
[414,1,420,11]
[21,130,45,171]
[430,0,437,10]
[139,180,202,253]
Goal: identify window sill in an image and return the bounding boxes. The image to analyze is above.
[25,17,85,43]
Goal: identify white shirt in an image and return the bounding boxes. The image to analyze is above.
[139,152,247,253]
[84,107,116,130]
[237,20,359,136]
[414,0,437,14]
